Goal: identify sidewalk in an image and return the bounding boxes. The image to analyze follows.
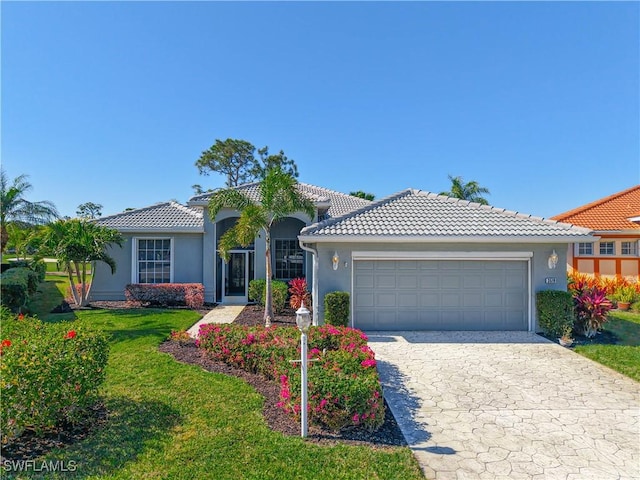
[187,305,245,338]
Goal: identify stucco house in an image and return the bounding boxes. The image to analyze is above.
[93,182,594,331]
[551,185,640,280]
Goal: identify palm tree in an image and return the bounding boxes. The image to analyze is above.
[208,167,315,327]
[40,219,123,306]
[440,175,491,205]
[0,169,59,252]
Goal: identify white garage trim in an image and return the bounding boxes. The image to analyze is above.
[350,252,533,332]
[351,251,533,261]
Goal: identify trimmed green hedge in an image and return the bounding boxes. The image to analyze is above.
[324,291,350,327]
[536,290,574,337]
[248,279,288,313]
[0,312,109,442]
[0,267,40,310]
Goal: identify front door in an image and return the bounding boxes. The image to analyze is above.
[222,250,254,303]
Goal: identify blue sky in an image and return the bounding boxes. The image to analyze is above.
[2,1,638,219]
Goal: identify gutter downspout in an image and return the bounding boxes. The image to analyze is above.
[299,239,319,326]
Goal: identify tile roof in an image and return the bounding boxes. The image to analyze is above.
[300,189,593,241]
[551,185,640,232]
[95,202,204,232]
[189,182,371,219]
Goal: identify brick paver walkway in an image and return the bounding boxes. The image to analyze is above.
[368,331,640,480]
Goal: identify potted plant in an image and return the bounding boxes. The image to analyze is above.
[558,325,574,347]
[612,285,637,311]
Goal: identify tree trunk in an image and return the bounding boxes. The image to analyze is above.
[66,263,81,306]
[264,230,273,327]
[0,227,8,254]
[80,261,89,307]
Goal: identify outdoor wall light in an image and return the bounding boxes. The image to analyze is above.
[548,249,559,269]
[332,252,340,270]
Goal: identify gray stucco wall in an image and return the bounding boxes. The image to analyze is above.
[91,233,204,301]
[310,241,569,331]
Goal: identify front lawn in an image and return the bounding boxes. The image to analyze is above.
[6,307,423,479]
[574,310,640,382]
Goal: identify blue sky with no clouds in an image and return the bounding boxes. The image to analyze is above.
[2,1,638,219]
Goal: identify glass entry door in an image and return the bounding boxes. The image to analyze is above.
[223,250,254,303]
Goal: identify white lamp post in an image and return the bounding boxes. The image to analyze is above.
[295,302,312,438]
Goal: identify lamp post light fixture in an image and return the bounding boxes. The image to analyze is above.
[295,302,312,437]
[548,249,559,270]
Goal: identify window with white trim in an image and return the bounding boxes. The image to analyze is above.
[599,242,614,256]
[135,238,172,283]
[577,243,593,256]
[621,241,639,256]
[274,239,304,280]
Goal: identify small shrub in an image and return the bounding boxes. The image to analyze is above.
[574,287,613,338]
[0,314,109,442]
[247,279,288,313]
[5,259,46,282]
[197,323,383,432]
[536,290,574,337]
[631,300,640,313]
[324,291,350,327]
[124,283,204,308]
[169,330,192,345]
[612,285,638,304]
[289,277,311,310]
[0,267,39,310]
[248,279,266,305]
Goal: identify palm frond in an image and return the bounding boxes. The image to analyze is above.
[207,188,255,220]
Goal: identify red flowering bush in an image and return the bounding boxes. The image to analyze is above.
[0,312,109,443]
[125,283,204,308]
[574,287,613,338]
[288,278,311,310]
[198,324,384,432]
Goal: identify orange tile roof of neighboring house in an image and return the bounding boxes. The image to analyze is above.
[551,185,640,231]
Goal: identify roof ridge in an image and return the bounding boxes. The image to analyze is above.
[301,189,413,235]
[170,201,203,218]
[298,182,373,202]
[551,184,640,221]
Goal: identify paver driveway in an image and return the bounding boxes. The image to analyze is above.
[368,332,640,480]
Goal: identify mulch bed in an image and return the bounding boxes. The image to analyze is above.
[540,329,619,348]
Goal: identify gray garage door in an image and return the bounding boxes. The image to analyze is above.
[353,260,528,331]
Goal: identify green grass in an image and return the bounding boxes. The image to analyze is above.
[8,280,423,479]
[574,310,640,382]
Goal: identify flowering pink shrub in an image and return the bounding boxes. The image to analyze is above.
[125,283,204,308]
[0,312,109,442]
[198,324,384,432]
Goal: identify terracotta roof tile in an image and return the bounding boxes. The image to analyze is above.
[551,185,640,231]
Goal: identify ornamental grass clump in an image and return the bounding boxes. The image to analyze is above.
[0,311,109,443]
[197,323,384,432]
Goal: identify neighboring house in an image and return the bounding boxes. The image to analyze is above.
[551,185,640,280]
[94,183,593,332]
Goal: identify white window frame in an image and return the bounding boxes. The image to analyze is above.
[131,237,174,284]
[599,241,615,256]
[576,242,593,256]
[621,241,639,256]
[273,238,305,280]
